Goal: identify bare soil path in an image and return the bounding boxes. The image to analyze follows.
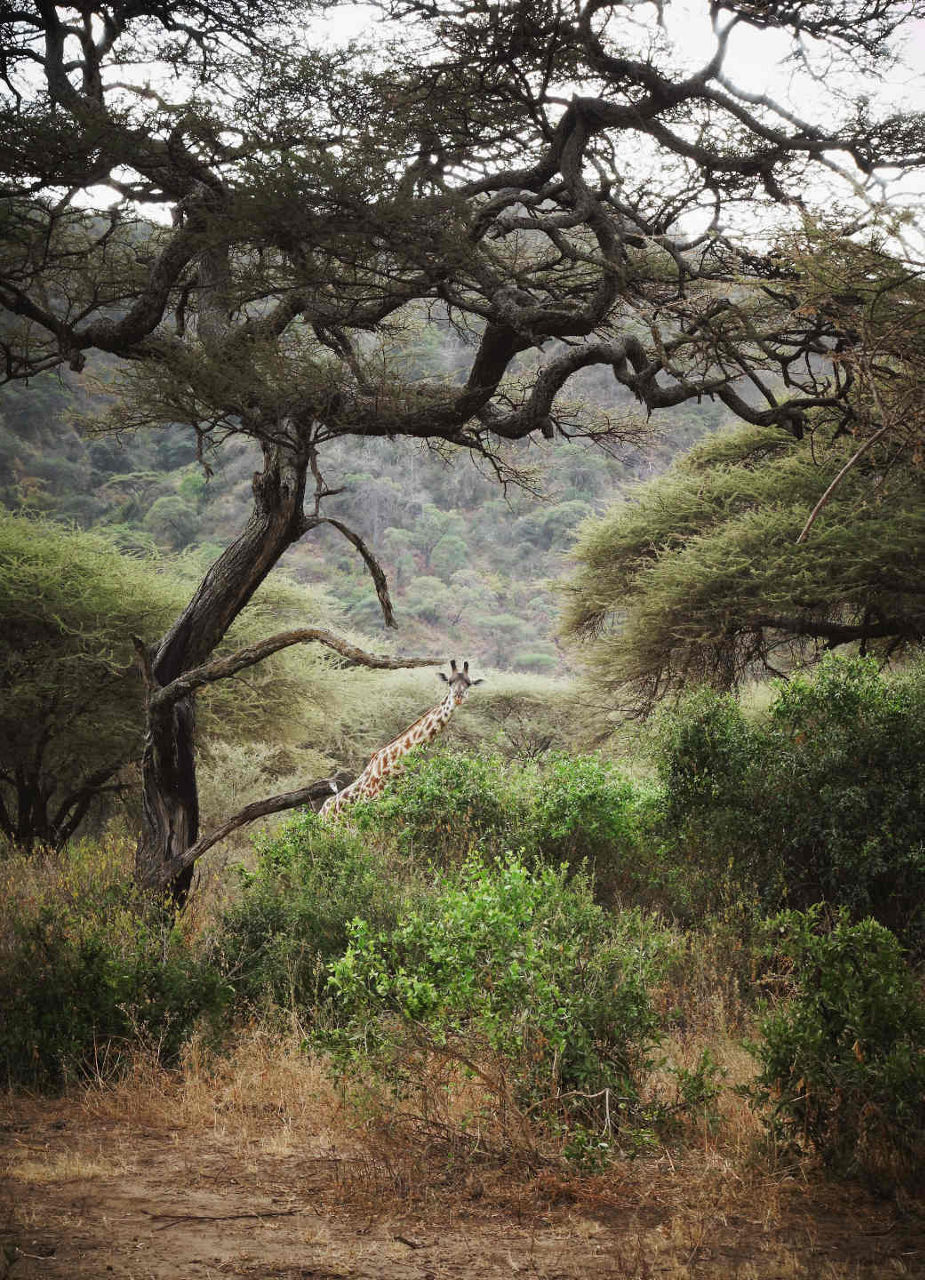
[2,1095,923,1279]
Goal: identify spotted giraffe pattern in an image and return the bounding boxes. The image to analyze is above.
[320,660,482,820]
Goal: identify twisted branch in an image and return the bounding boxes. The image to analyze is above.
[150,628,445,707]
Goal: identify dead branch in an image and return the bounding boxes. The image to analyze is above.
[152,629,446,707]
[175,779,340,873]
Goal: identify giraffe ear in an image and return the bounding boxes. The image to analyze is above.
[438,672,449,683]
[470,678,485,686]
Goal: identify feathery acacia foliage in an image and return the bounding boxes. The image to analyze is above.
[0,514,180,849]
[563,424,925,712]
[0,514,352,849]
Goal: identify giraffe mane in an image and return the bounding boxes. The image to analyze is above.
[373,697,451,756]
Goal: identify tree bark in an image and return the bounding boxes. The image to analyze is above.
[134,440,310,900]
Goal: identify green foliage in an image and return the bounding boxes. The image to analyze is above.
[353,749,522,863]
[515,500,594,551]
[649,657,925,942]
[0,513,348,847]
[429,532,469,580]
[512,647,558,673]
[402,574,452,623]
[142,493,200,549]
[751,908,925,1189]
[211,810,406,1015]
[650,687,766,911]
[350,747,651,899]
[450,672,595,760]
[528,753,640,896]
[325,855,661,1132]
[0,840,228,1088]
[0,512,184,847]
[564,423,925,710]
[765,658,925,931]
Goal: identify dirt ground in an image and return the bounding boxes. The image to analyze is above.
[2,1089,923,1280]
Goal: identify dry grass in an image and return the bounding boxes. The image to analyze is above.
[3,1029,920,1279]
[2,839,922,1277]
[82,1030,345,1156]
[0,836,134,949]
[6,1149,126,1185]
[71,1022,764,1193]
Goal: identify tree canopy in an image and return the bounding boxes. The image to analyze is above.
[563,419,925,714]
[0,513,180,847]
[4,0,923,435]
[563,228,925,714]
[0,512,365,849]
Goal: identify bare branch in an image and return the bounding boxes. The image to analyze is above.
[305,517,398,628]
[153,628,445,707]
[796,420,892,542]
[176,778,339,870]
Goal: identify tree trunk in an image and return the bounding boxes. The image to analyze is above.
[135,441,309,899]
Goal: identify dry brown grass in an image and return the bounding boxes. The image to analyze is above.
[3,1028,921,1279]
[81,1030,346,1156]
[6,1149,126,1185]
[72,1021,766,1193]
[3,839,922,1277]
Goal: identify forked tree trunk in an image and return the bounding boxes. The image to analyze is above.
[135,442,309,900]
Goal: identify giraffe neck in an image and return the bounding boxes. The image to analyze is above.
[321,691,458,819]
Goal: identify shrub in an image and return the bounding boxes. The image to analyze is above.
[353,749,524,864]
[0,840,228,1088]
[750,908,925,1189]
[527,753,642,898]
[649,686,768,911]
[650,657,925,942]
[211,810,406,1016]
[763,657,925,938]
[324,854,662,1143]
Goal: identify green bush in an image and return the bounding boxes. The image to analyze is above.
[324,854,662,1139]
[0,842,228,1089]
[764,657,925,936]
[751,908,925,1189]
[212,810,406,1015]
[527,753,642,897]
[350,748,651,899]
[353,749,524,864]
[650,686,766,904]
[650,657,925,941]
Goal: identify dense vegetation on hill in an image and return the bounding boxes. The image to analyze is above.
[0,358,723,673]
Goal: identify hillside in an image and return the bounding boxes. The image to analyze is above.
[0,358,726,673]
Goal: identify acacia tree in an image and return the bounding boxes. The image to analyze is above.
[0,513,176,849]
[1,0,923,896]
[562,232,925,714]
[563,419,925,714]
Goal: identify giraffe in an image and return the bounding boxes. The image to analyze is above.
[319,659,483,820]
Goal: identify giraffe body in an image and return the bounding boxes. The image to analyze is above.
[320,660,482,820]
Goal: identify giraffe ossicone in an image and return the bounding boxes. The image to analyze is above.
[319,659,483,820]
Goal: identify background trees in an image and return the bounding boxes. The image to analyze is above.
[0,513,180,849]
[0,513,368,849]
[2,0,924,893]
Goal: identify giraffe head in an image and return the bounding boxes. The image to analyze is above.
[438,659,483,706]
